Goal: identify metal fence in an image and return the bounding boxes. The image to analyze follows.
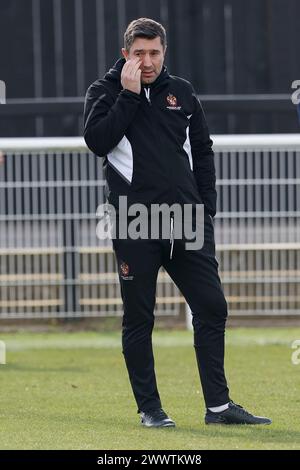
[0,134,299,319]
[0,138,183,319]
[214,134,300,316]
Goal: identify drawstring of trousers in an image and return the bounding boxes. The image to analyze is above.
[170,215,174,259]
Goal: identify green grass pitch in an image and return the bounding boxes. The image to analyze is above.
[0,328,300,450]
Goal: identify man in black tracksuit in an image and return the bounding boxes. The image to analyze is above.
[84,18,271,427]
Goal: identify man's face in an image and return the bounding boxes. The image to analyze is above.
[122,36,166,85]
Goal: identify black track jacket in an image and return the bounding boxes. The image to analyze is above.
[84,58,217,217]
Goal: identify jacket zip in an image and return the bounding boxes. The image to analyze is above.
[144,87,175,258]
[144,83,177,207]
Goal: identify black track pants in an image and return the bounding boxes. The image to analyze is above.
[112,212,230,412]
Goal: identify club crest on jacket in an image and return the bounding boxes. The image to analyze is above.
[166,93,181,110]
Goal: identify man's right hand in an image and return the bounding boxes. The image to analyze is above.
[121,58,142,95]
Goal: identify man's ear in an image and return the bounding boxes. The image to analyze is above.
[121,48,129,60]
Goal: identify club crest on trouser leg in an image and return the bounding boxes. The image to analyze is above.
[119,261,134,280]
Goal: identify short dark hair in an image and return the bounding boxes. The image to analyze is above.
[124,18,167,51]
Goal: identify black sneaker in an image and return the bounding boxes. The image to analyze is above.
[205,401,272,425]
[140,408,176,428]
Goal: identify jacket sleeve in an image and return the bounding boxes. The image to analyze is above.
[189,88,217,217]
[83,83,141,157]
